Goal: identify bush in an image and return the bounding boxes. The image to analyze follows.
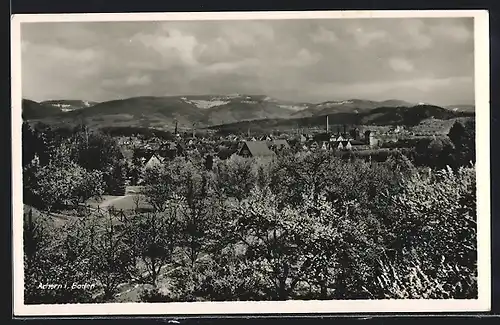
[374,166,477,299]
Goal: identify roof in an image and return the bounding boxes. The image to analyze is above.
[272,139,290,149]
[239,141,275,157]
[217,147,238,160]
[119,147,134,160]
[145,155,164,169]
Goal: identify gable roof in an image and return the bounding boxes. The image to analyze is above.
[119,146,134,160]
[272,139,290,149]
[145,155,164,169]
[239,141,275,157]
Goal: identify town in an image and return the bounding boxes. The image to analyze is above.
[112,115,457,179]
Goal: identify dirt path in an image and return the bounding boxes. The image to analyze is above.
[98,195,135,208]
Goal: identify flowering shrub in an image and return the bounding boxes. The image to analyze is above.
[375,166,477,299]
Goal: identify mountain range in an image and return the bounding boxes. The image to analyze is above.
[21,94,474,130]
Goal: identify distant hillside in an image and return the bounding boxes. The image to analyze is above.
[207,104,474,134]
[22,99,62,120]
[445,104,475,113]
[29,94,300,130]
[61,96,206,130]
[41,100,98,112]
[359,104,462,125]
[24,95,470,133]
[292,99,415,117]
[201,95,298,125]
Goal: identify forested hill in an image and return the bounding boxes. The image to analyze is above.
[207,104,474,133]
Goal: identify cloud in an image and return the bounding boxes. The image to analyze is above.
[431,22,472,43]
[20,18,474,105]
[203,58,260,74]
[130,29,199,66]
[284,48,321,67]
[388,57,414,72]
[126,75,152,86]
[311,27,338,44]
[307,76,473,104]
[348,27,388,47]
[401,19,434,50]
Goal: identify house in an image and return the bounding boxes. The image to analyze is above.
[269,139,290,152]
[145,154,164,169]
[119,146,134,160]
[238,141,275,158]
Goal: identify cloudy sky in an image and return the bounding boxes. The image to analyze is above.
[21,17,474,106]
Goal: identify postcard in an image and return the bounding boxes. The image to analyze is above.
[11,9,490,316]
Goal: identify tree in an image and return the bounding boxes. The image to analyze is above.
[213,156,257,202]
[377,166,477,299]
[448,119,475,167]
[228,189,314,300]
[28,156,105,211]
[82,212,136,301]
[22,122,37,167]
[204,154,214,171]
[104,159,127,196]
[142,159,183,212]
[176,163,216,267]
[125,209,178,287]
[24,209,96,304]
[413,137,455,169]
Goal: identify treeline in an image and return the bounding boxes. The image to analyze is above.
[368,120,475,168]
[24,148,477,303]
[100,126,176,140]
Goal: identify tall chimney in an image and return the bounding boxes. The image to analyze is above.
[192,123,196,138]
[326,115,329,132]
[174,120,178,134]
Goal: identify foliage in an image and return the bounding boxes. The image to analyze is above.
[375,166,477,299]
[213,156,257,201]
[24,209,96,304]
[26,156,104,211]
[124,210,179,286]
[448,119,475,167]
[141,158,184,211]
[24,140,478,303]
[81,212,136,300]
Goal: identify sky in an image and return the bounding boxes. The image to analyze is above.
[20,17,474,106]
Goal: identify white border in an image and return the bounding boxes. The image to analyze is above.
[11,10,491,316]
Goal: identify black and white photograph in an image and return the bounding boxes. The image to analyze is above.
[11,10,490,316]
